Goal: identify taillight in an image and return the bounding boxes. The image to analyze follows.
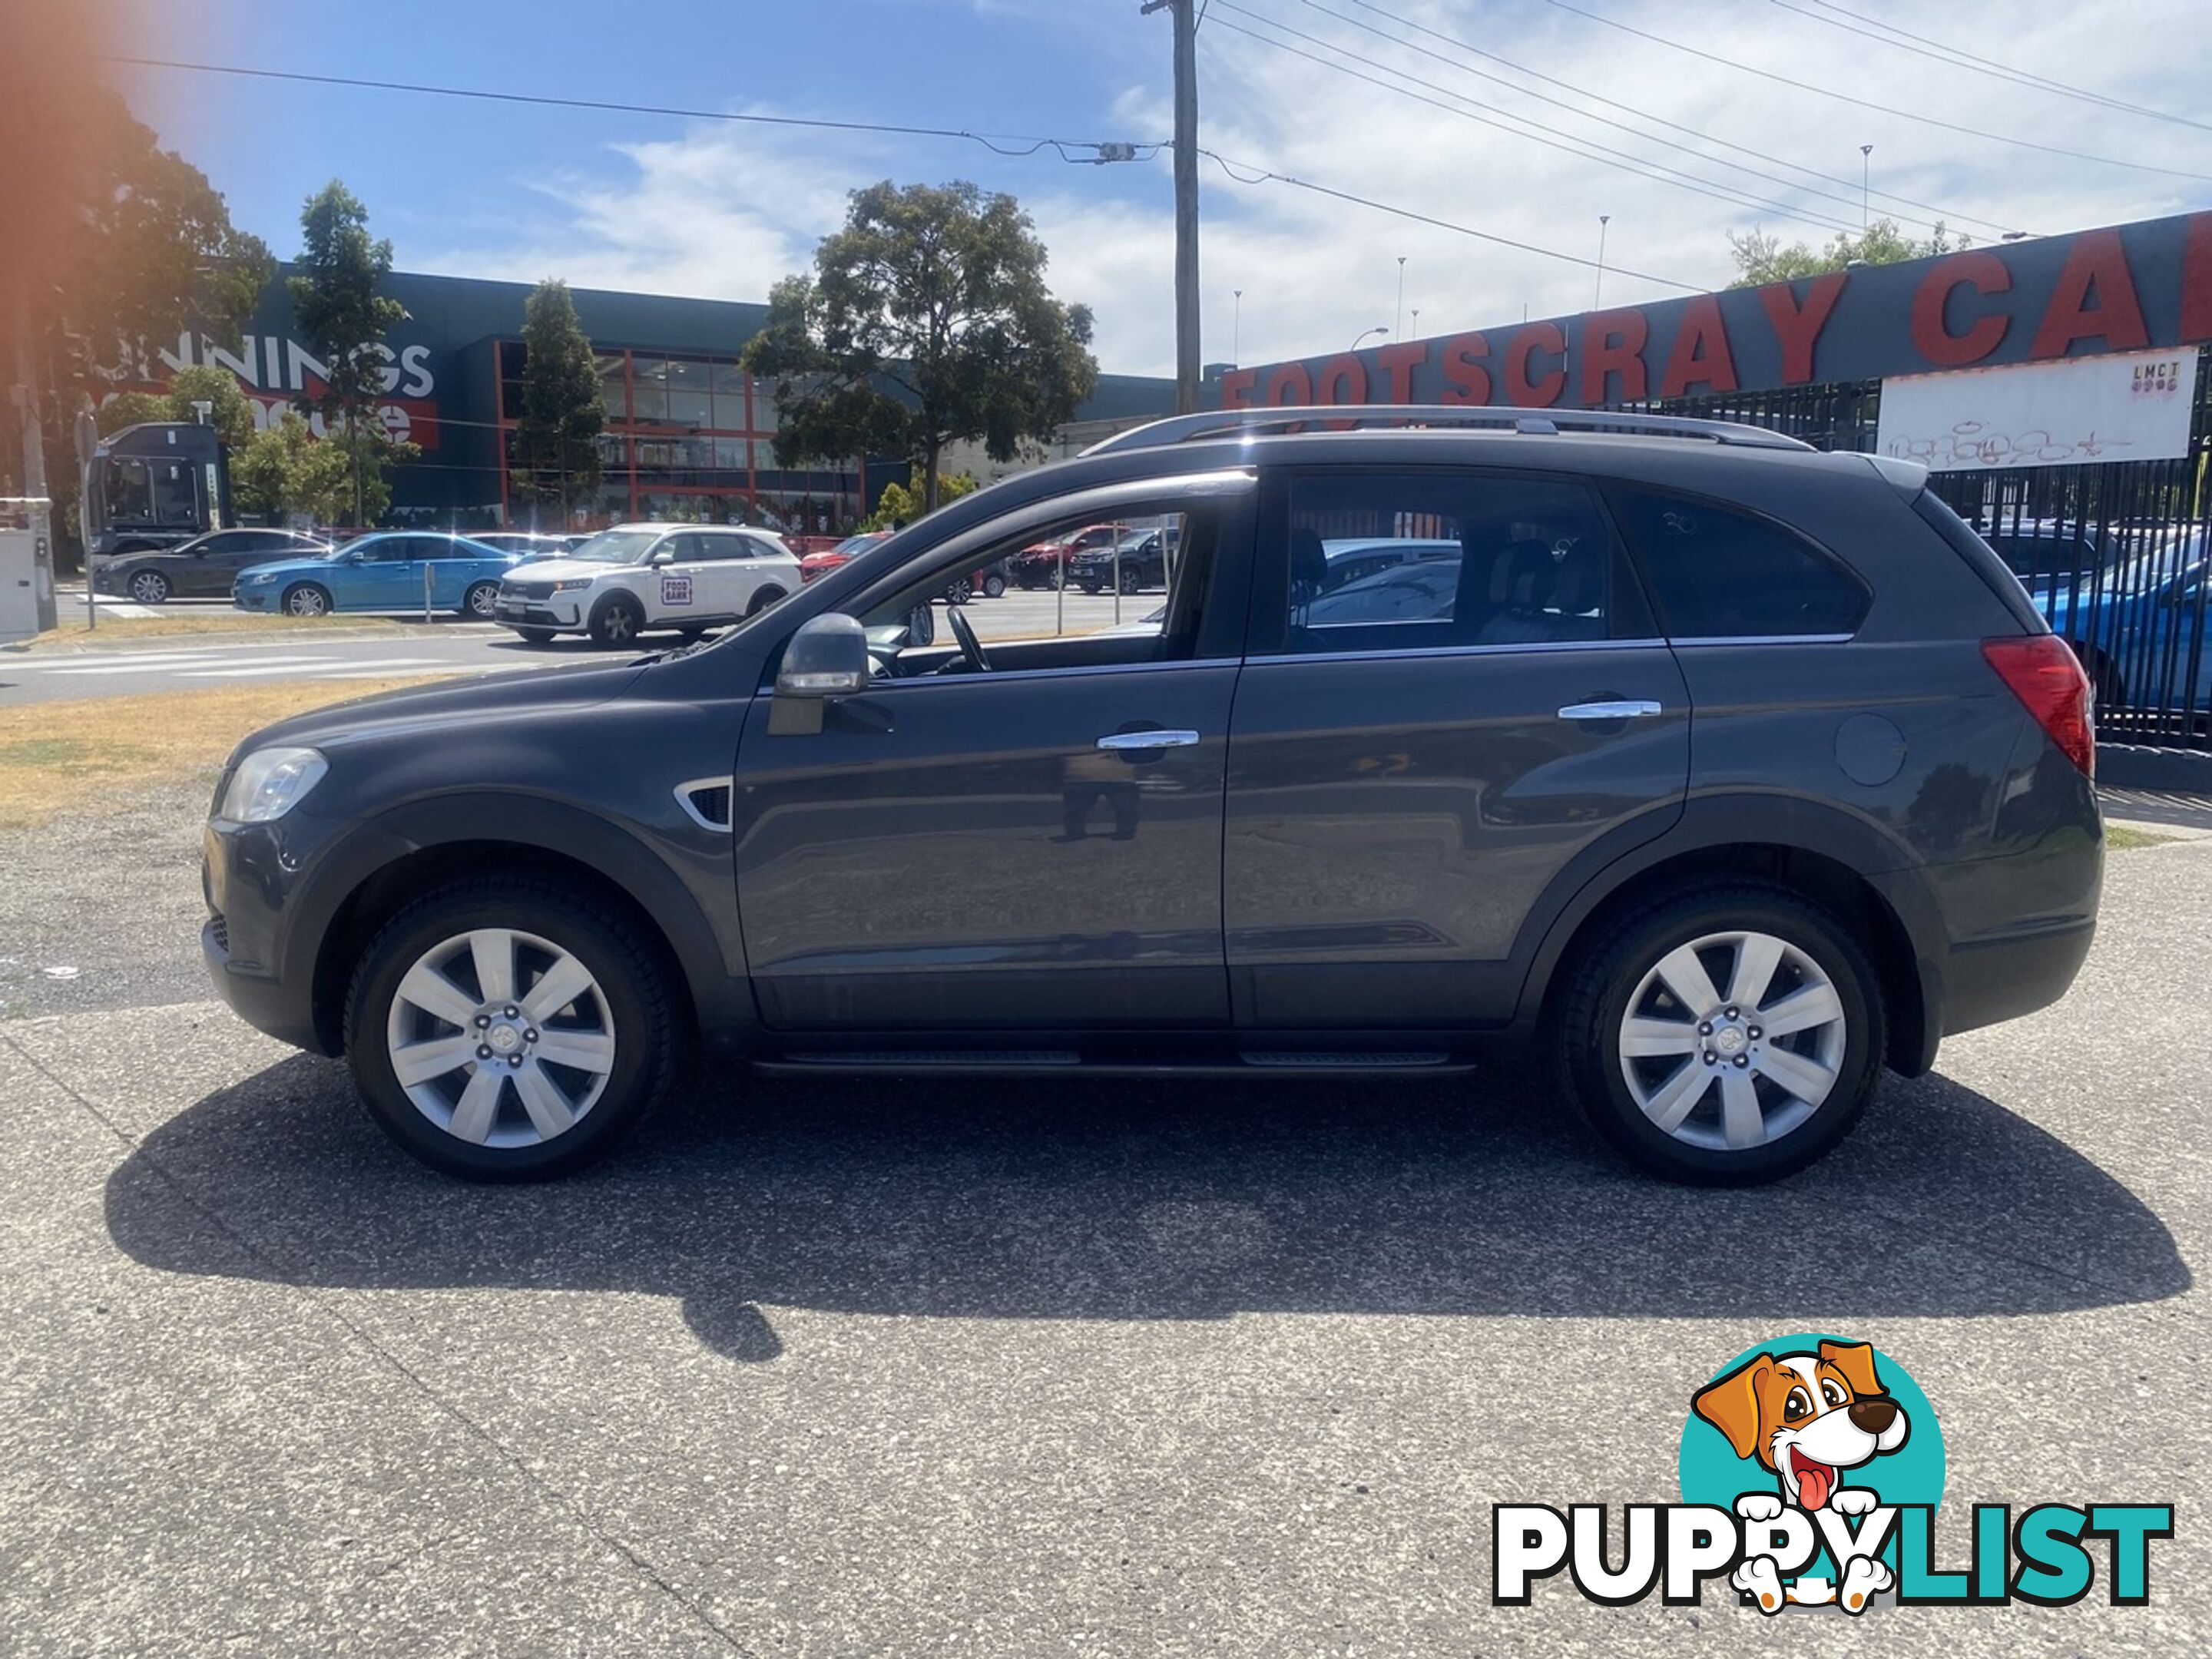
[1982,635,2094,777]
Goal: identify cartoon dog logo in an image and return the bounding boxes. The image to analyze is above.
[1693,1339,1911,1612]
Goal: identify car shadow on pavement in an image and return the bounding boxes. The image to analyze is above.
[104,1056,2190,1364]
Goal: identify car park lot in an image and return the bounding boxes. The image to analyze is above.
[1,779,2207,1654]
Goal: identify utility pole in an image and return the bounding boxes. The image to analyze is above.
[1146,0,1202,414]
[1395,255,1407,342]
[1594,215,1611,309]
[1859,144,1873,229]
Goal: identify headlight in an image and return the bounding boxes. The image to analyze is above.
[550,578,594,593]
[243,571,277,584]
[218,747,329,823]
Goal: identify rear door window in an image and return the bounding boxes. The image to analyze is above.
[1608,485,1869,639]
[1263,470,1657,656]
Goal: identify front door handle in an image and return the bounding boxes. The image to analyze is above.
[1557,699,1663,721]
[1097,729,1200,750]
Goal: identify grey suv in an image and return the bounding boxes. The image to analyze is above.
[200,407,2102,1184]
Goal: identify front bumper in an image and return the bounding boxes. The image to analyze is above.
[235,588,274,611]
[495,597,580,628]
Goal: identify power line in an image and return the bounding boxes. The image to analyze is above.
[1282,0,1960,235]
[104,55,1167,163]
[1542,0,2212,184]
[1209,8,1865,234]
[1329,0,2017,237]
[1777,0,2212,135]
[1200,148,1709,294]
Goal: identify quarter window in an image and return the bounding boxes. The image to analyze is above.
[1609,485,1869,638]
[1273,472,1653,654]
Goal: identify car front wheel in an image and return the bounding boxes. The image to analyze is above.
[283,583,333,617]
[345,876,680,1180]
[127,569,171,604]
[1555,884,1884,1184]
[461,581,499,618]
[589,593,644,647]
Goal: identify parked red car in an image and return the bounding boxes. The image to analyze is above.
[799,531,891,584]
[1009,522,1122,589]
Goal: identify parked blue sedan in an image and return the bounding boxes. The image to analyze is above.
[2042,530,2209,713]
[232,532,523,618]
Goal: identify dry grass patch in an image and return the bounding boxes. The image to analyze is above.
[14,611,412,652]
[0,680,427,828]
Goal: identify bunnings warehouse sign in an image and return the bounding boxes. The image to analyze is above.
[1216,211,2212,415]
[1876,349,2200,471]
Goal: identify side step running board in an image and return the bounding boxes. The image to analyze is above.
[755,1050,1472,1078]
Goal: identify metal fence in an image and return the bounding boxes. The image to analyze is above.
[1641,355,2212,753]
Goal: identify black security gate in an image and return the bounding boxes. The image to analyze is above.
[1640,355,2212,753]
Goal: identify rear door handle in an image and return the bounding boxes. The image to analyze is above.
[1097,730,1200,750]
[1557,699,1663,721]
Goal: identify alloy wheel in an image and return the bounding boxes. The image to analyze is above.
[384,928,616,1148]
[129,571,168,604]
[1615,929,1846,1152]
[287,587,327,617]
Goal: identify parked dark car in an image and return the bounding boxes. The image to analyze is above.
[93,527,331,602]
[1071,527,1169,594]
[200,406,2099,1186]
[1010,522,1121,588]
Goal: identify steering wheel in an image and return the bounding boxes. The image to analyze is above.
[946,601,995,673]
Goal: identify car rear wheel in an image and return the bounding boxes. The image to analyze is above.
[1555,884,1884,1184]
[589,593,644,647]
[127,569,171,604]
[982,573,1007,599]
[344,876,680,1181]
[283,583,333,618]
[461,581,499,618]
[745,585,786,618]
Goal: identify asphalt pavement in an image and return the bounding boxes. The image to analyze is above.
[0,778,2207,1654]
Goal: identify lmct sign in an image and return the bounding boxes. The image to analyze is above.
[1217,211,2212,416]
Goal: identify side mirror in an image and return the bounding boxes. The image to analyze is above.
[776,614,869,698]
[648,547,676,566]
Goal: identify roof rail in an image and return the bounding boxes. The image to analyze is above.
[1083,403,1815,456]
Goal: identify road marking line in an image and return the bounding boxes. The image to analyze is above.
[177,657,443,679]
[40,657,336,677]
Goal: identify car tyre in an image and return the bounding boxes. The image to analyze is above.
[588,592,645,647]
[127,569,171,604]
[460,581,500,618]
[1554,882,1885,1186]
[982,573,1007,599]
[745,585,786,618]
[344,875,680,1181]
[283,583,333,618]
[1079,579,1103,595]
[512,627,558,645]
[1118,567,1142,594]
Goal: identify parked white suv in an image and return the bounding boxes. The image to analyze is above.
[493,522,801,645]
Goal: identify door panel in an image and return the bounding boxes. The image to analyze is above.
[733,664,1238,1030]
[1224,646,1688,1027]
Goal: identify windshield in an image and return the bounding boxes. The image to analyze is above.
[831,533,888,556]
[565,529,664,565]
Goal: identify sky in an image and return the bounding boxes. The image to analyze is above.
[118,0,2212,378]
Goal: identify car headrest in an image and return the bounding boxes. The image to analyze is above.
[1492,539,1558,608]
[1290,527,1327,593]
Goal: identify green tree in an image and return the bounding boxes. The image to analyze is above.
[512,279,604,524]
[288,181,408,525]
[862,466,980,530]
[230,411,309,518]
[95,392,171,435]
[1727,217,1966,287]
[161,364,258,449]
[0,20,270,561]
[742,180,1098,512]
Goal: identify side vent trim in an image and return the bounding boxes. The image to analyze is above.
[675,777,734,833]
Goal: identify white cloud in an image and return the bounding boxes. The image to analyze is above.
[417,0,2212,377]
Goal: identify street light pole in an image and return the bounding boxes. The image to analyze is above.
[1394,255,1407,342]
[1233,287,1243,366]
[1594,214,1611,309]
[1859,144,1873,229]
[1350,326,1389,353]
